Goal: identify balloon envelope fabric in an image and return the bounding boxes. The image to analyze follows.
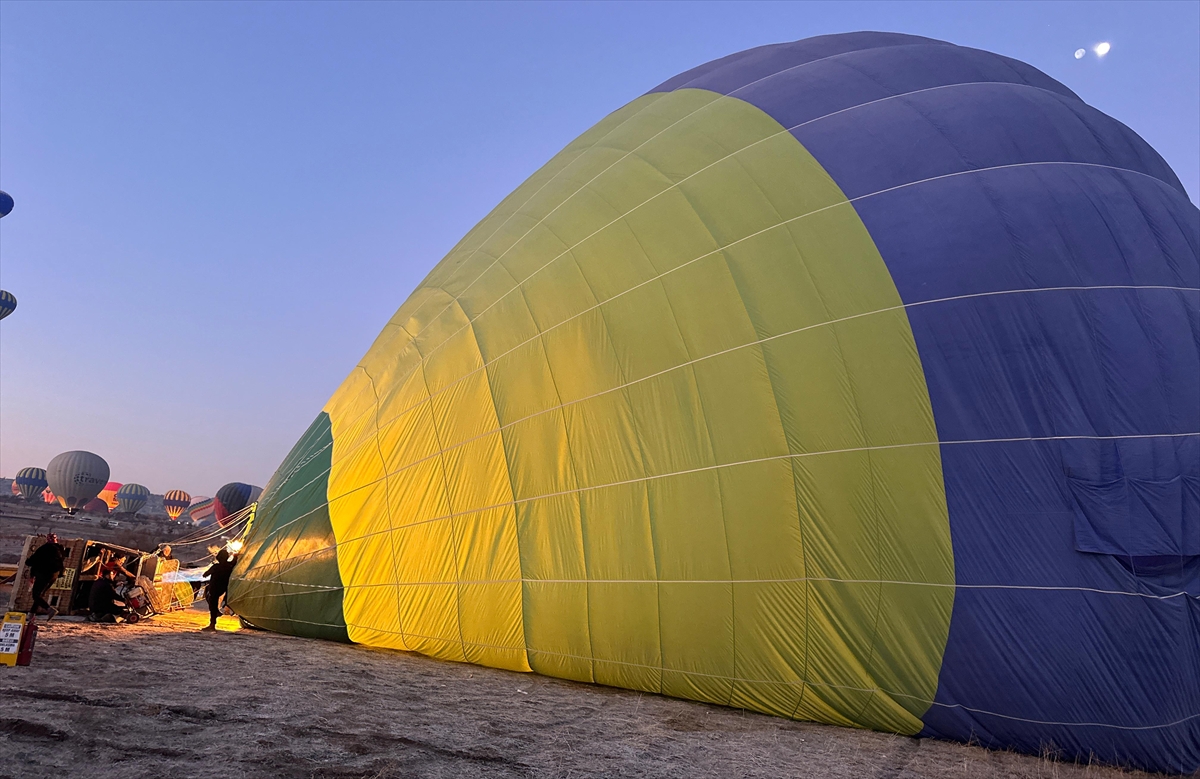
[213,482,263,527]
[14,467,48,501]
[0,290,16,320]
[46,450,110,514]
[115,483,151,514]
[188,496,216,525]
[229,32,1199,772]
[163,489,192,520]
[98,482,122,511]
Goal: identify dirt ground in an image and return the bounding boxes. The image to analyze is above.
[0,609,1175,779]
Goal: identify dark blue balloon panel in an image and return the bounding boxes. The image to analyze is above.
[654,32,1199,773]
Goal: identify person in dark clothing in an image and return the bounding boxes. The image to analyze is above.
[88,568,127,622]
[201,549,236,631]
[25,534,67,620]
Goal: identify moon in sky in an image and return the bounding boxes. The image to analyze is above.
[1074,48,1086,59]
[1094,41,1111,57]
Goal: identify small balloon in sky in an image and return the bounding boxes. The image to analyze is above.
[1094,42,1111,57]
[1074,48,1086,60]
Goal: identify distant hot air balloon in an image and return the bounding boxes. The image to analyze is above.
[213,482,262,527]
[97,481,122,511]
[42,488,56,504]
[0,290,16,321]
[14,467,48,501]
[0,192,17,320]
[82,497,109,514]
[46,451,109,515]
[189,496,215,526]
[9,482,18,497]
[163,489,191,521]
[115,483,150,514]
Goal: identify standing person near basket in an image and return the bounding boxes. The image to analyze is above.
[25,533,67,620]
[200,549,236,632]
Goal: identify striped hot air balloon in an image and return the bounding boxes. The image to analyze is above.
[163,489,191,521]
[189,496,216,526]
[229,32,1199,774]
[42,488,55,504]
[213,482,262,527]
[115,483,150,514]
[14,467,48,501]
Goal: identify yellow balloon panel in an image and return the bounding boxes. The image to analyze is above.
[321,89,955,732]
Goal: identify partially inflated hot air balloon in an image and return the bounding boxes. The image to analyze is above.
[115,483,150,514]
[0,290,16,321]
[42,488,55,504]
[98,482,122,511]
[228,33,1200,773]
[212,482,262,527]
[163,489,191,521]
[82,497,109,514]
[189,496,215,526]
[46,451,109,515]
[14,467,48,501]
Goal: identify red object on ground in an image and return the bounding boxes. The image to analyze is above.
[17,615,37,666]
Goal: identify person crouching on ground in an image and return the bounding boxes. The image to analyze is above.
[88,568,127,623]
[25,533,67,620]
[201,549,236,632]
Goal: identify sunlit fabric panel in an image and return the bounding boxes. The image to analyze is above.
[231,32,1199,773]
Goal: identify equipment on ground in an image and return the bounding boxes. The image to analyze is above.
[0,612,35,666]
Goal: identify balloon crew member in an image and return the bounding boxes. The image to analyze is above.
[84,547,136,584]
[200,549,236,632]
[25,534,67,620]
[88,568,127,623]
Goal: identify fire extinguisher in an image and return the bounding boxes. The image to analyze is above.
[17,613,37,666]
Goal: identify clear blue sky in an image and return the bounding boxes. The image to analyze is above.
[1,1,1197,496]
